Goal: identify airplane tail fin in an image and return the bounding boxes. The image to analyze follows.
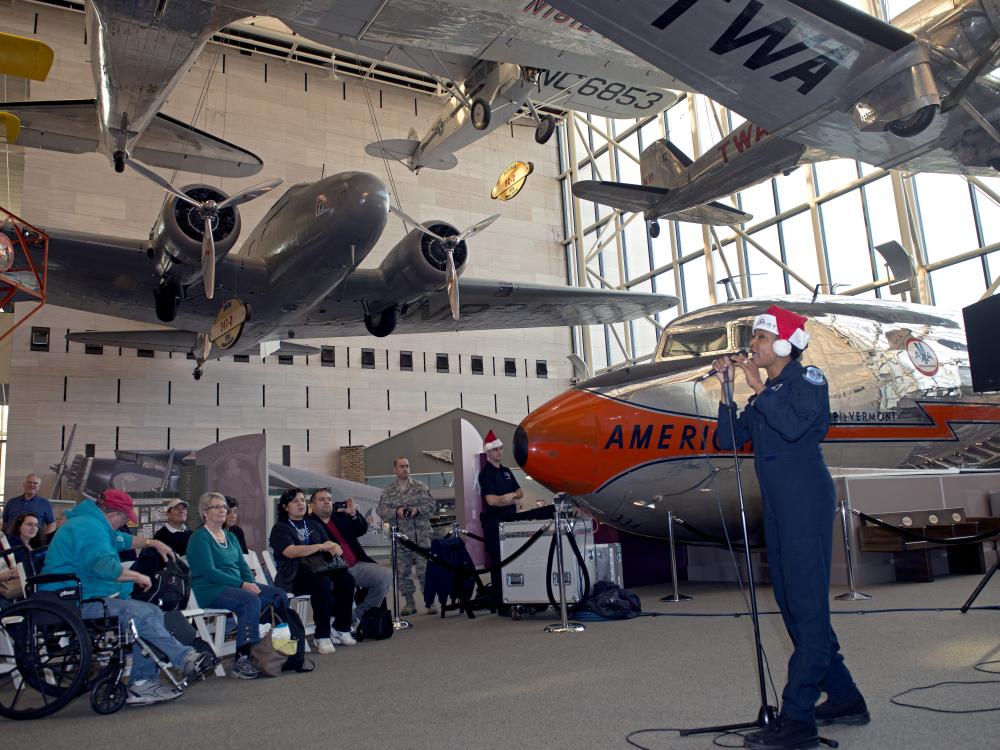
[364,138,457,171]
[407,126,420,141]
[665,201,752,226]
[640,139,692,190]
[0,99,263,177]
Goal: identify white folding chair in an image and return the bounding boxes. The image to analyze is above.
[182,590,233,676]
[244,551,268,585]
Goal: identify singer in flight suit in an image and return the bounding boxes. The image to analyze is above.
[714,305,869,750]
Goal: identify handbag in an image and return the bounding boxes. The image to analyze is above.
[299,551,348,576]
[250,608,300,677]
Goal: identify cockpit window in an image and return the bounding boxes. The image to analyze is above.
[734,323,753,350]
[657,326,728,359]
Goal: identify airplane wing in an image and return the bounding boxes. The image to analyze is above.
[0,100,263,178]
[546,0,921,137]
[573,180,670,213]
[299,273,679,337]
[66,329,198,353]
[667,201,752,226]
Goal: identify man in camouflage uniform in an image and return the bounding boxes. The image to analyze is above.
[378,457,437,616]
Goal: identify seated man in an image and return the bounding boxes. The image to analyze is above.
[153,499,192,556]
[41,489,215,705]
[309,490,391,626]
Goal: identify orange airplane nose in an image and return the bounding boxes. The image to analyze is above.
[514,389,599,496]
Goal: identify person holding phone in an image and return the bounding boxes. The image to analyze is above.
[309,490,391,626]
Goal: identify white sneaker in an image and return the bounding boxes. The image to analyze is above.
[331,629,356,646]
[315,637,336,654]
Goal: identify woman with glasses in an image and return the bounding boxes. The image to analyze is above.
[269,488,356,654]
[187,492,285,679]
[6,513,47,576]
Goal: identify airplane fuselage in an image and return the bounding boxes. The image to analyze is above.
[515,296,1000,541]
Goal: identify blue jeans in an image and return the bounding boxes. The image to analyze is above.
[83,598,193,683]
[209,584,285,649]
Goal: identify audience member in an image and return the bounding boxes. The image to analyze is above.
[269,488,356,654]
[377,458,437,615]
[223,496,249,554]
[187,492,285,679]
[309,490,391,625]
[3,474,55,536]
[153,499,192,556]
[41,489,215,704]
[6,513,46,577]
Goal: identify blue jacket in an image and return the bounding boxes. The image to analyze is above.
[717,359,830,461]
[40,500,135,599]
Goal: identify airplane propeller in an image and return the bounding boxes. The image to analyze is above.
[389,205,500,320]
[127,160,282,300]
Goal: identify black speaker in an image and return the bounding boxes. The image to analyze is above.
[962,294,1000,393]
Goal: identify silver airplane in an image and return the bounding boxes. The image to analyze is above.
[553,0,1000,182]
[2,171,678,379]
[513,296,1000,541]
[1,0,683,176]
[366,59,677,173]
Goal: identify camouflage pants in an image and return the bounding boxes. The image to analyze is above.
[396,523,431,603]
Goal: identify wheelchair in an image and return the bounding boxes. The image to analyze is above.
[0,573,189,720]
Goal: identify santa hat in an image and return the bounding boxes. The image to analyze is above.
[752,304,809,357]
[484,430,503,451]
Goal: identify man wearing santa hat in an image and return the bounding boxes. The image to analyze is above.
[712,305,868,750]
[477,430,523,611]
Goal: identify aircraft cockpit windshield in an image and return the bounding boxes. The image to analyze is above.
[656,325,728,360]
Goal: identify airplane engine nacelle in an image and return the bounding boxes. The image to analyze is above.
[850,62,941,137]
[149,185,241,281]
[376,221,468,304]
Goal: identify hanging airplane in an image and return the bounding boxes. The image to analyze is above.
[513,296,1000,541]
[1,168,679,379]
[0,0,683,176]
[365,59,678,173]
[553,0,1000,218]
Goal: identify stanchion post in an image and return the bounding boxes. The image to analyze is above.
[835,499,872,602]
[389,521,413,630]
[545,496,585,633]
[661,509,692,603]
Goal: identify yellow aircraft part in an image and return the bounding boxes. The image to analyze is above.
[0,112,20,144]
[0,32,54,81]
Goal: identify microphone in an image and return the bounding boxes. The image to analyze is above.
[695,349,750,382]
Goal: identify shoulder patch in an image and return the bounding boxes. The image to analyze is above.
[803,366,826,385]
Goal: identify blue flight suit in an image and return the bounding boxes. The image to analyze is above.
[717,359,862,724]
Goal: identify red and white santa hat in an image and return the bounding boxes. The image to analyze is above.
[484,430,503,451]
[752,304,809,357]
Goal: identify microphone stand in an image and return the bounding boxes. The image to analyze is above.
[680,371,777,737]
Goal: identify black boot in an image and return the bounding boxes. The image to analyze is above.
[815,694,870,726]
[744,716,819,750]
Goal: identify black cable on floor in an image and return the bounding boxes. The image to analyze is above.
[625,727,750,749]
[890,679,1000,714]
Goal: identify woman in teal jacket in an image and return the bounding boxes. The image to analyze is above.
[187,492,284,680]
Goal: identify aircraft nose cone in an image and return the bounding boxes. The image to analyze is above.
[513,425,529,468]
[515,389,599,496]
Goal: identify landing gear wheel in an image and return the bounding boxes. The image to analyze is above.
[192,367,203,381]
[471,97,491,131]
[649,220,660,239]
[90,676,127,715]
[364,306,397,337]
[113,151,126,173]
[535,114,556,145]
[154,283,179,323]
[885,104,938,138]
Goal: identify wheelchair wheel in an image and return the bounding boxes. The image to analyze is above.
[0,598,92,720]
[90,675,127,715]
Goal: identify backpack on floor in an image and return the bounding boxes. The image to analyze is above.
[355,605,393,641]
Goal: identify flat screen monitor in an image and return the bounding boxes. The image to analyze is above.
[962,294,1000,393]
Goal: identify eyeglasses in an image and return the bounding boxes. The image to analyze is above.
[205,505,228,512]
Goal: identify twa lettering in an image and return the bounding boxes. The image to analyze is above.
[718,122,768,162]
[651,0,848,95]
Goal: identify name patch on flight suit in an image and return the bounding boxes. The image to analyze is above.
[803,366,826,385]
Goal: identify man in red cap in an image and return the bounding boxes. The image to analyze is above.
[712,305,868,750]
[41,489,215,705]
[477,430,523,612]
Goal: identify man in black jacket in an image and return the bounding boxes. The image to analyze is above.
[309,489,391,625]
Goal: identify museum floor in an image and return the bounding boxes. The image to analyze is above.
[7,573,998,749]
